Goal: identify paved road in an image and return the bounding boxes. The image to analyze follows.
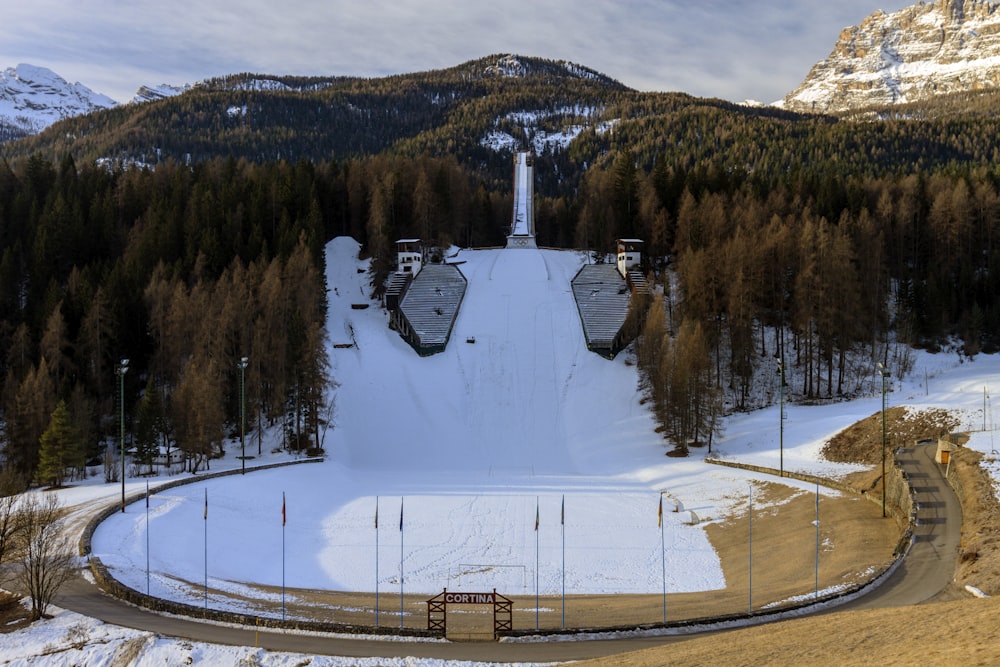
[834,442,963,612]
[54,442,963,662]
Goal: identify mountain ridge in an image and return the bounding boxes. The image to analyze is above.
[0,54,626,142]
[12,2,1000,141]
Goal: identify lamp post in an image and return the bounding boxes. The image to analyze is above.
[116,358,129,512]
[777,358,785,477]
[238,356,249,475]
[878,363,889,518]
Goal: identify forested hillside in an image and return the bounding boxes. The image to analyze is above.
[1,56,999,476]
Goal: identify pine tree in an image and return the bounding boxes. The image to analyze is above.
[134,377,164,475]
[35,400,80,488]
[172,352,224,473]
[7,360,57,478]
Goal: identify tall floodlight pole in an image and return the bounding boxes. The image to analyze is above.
[878,363,889,518]
[814,480,820,598]
[146,480,150,595]
[238,356,249,474]
[777,358,785,477]
[117,358,129,512]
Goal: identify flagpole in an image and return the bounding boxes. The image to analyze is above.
[375,495,380,628]
[535,495,539,631]
[399,496,404,630]
[659,493,666,623]
[748,486,753,614]
[815,481,820,599]
[282,491,286,620]
[560,494,565,629]
[204,488,208,611]
[146,481,150,596]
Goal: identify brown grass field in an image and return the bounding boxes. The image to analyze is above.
[573,409,1000,666]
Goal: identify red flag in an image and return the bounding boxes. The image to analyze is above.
[534,498,539,531]
[375,497,379,529]
[282,493,286,526]
[658,495,663,528]
[560,495,564,526]
[399,497,404,532]
[203,489,208,520]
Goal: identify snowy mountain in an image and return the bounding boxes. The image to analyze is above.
[0,64,117,138]
[783,0,1000,114]
[0,64,195,140]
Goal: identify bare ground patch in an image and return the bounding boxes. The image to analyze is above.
[0,592,30,634]
[950,446,1000,596]
[575,407,1000,666]
[822,406,958,464]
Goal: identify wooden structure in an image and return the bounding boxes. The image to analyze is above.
[426,588,513,639]
[383,272,412,311]
[570,263,631,358]
[389,264,467,356]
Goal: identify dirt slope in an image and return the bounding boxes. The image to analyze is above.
[574,408,1000,667]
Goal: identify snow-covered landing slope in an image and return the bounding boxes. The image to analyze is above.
[326,238,659,478]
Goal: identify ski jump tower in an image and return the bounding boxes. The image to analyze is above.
[506,151,537,248]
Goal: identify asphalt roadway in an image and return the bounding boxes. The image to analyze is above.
[54,442,963,663]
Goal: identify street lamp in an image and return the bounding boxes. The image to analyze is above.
[777,358,785,477]
[116,358,129,512]
[238,356,249,475]
[878,363,890,518]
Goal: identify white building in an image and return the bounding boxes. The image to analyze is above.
[396,239,423,275]
[616,239,643,277]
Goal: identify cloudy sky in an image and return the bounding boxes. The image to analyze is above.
[1,1,915,104]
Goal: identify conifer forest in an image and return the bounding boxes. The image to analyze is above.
[2,59,1000,478]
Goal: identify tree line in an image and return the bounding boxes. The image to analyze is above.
[3,120,1000,468]
[599,161,999,451]
[1,156,335,483]
[0,152,526,484]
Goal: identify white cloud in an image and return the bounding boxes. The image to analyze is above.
[0,1,916,104]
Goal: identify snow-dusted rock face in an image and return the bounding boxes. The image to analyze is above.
[130,83,190,104]
[783,0,1000,113]
[0,64,117,135]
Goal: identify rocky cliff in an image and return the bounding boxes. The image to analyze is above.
[783,0,1000,113]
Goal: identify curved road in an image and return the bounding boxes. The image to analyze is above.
[835,442,963,612]
[54,442,963,663]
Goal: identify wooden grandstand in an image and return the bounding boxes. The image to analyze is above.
[570,263,631,358]
[390,264,468,356]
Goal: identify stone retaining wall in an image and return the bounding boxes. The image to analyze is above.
[705,451,914,535]
[81,452,923,641]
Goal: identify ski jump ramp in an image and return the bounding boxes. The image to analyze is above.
[506,152,537,249]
